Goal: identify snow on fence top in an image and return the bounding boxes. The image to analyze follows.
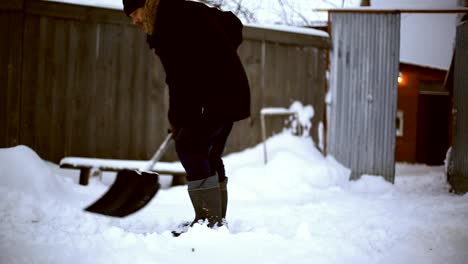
[43,0,122,10]
[42,0,329,38]
[246,23,329,38]
[325,7,468,13]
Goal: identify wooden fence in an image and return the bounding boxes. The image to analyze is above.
[0,0,329,163]
[448,21,468,194]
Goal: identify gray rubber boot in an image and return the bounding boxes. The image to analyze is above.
[188,175,223,228]
[219,178,228,220]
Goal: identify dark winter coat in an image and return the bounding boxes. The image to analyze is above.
[145,0,251,129]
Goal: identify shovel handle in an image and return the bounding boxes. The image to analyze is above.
[142,132,174,171]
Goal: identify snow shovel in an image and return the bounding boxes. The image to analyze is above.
[85,132,174,217]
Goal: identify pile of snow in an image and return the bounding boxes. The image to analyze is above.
[0,146,65,199]
[1,132,468,264]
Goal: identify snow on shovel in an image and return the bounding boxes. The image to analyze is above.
[85,133,174,217]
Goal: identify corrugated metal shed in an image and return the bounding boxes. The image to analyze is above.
[449,21,468,193]
[327,11,400,183]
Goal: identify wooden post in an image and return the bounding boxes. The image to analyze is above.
[360,0,371,7]
[448,21,468,194]
[79,168,91,186]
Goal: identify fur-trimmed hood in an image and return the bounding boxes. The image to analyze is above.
[142,0,160,34]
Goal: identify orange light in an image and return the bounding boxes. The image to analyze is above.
[398,72,403,85]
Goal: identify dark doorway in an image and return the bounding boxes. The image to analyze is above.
[416,82,450,165]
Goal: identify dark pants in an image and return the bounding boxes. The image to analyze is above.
[174,121,233,182]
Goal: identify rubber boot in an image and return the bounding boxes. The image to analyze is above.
[219,178,228,220]
[188,175,223,228]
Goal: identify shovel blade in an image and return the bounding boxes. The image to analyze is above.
[85,169,160,217]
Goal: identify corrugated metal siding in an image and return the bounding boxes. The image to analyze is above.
[450,21,468,193]
[328,12,400,182]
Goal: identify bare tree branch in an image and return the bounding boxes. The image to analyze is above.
[321,0,340,8]
[198,0,346,26]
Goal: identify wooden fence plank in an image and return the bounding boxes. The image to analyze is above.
[0,0,23,10]
[20,14,40,150]
[49,17,67,161]
[25,0,128,25]
[95,23,119,158]
[64,20,78,157]
[0,11,22,148]
[4,0,329,163]
[144,42,168,159]
[129,28,146,159]
[0,12,7,147]
[35,16,51,157]
[231,40,264,152]
[8,11,23,147]
[136,31,149,160]
[68,20,98,157]
[115,25,134,159]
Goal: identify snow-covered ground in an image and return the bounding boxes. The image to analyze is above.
[3,1,465,262]
[1,131,467,264]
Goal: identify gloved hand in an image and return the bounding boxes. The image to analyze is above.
[169,124,180,138]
